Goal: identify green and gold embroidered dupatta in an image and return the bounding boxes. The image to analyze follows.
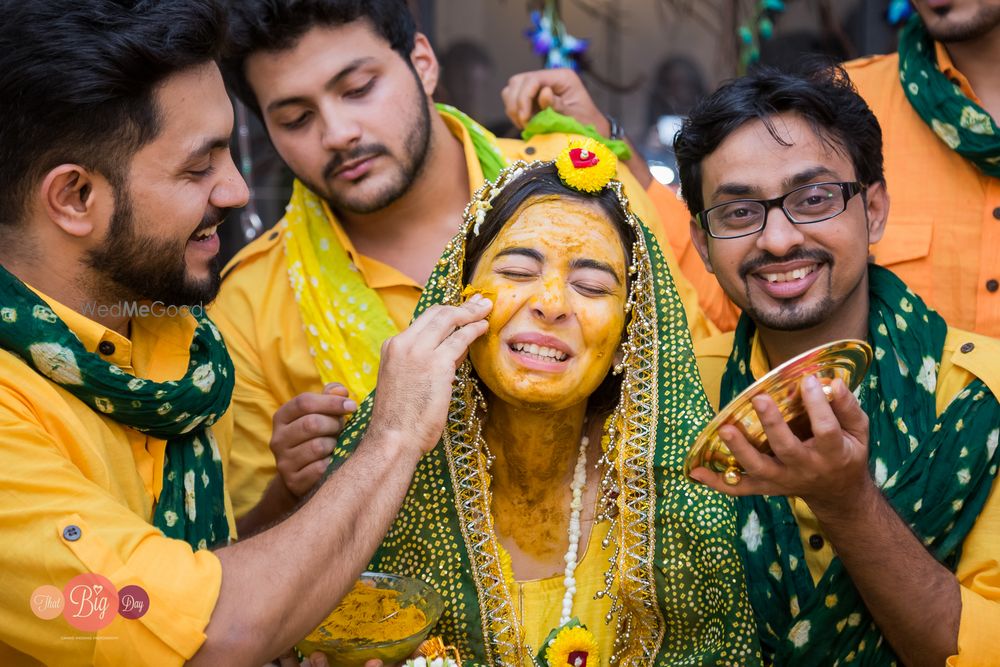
[331,162,760,666]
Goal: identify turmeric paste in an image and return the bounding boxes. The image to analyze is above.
[460,285,497,303]
[306,580,427,644]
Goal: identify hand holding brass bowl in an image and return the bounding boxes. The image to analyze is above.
[685,339,872,483]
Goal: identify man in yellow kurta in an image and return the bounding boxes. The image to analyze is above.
[676,67,1000,666]
[0,2,495,664]
[214,0,716,519]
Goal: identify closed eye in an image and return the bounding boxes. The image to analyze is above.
[345,78,375,99]
[188,165,216,179]
[496,269,537,280]
[279,111,311,130]
[573,281,613,296]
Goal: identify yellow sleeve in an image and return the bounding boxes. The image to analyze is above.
[947,475,1000,666]
[210,256,283,519]
[0,411,221,666]
[645,180,740,332]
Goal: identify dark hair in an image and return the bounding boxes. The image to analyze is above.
[0,0,226,228]
[463,164,636,416]
[223,0,417,115]
[674,65,884,216]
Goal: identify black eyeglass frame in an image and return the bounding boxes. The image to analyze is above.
[696,181,865,240]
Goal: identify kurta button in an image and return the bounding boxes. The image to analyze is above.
[62,525,81,541]
[808,534,824,550]
[960,342,975,353]
[987,279,999,293]
[268,230,279,240]
[524,146,536,155]
[993,207,1000,220]
[98,341,115,356]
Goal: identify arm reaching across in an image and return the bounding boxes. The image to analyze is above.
[501,68,653,188]
[188,296,492,666]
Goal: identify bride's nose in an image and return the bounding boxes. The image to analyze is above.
[529,275,570,323]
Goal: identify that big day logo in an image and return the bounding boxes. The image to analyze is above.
[31,575,148,631]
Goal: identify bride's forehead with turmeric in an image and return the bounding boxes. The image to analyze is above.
[482,195,625,265]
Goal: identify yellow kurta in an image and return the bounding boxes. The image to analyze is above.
[212,111,717,518]
[0,290,235,666]
[694,327,1000,666]
[512,520,615,666]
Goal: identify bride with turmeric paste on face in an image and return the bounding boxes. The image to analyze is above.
[326,140,760,667]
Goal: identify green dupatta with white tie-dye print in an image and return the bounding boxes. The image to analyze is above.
[722,265,1000,665]
[0,264,233,550]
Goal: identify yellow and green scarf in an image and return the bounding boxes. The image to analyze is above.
[0,265,233,550]
[898,14,1000,177]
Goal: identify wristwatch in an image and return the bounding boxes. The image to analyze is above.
[604,113,625,140]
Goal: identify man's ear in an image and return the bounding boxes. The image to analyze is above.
[689,216,715,274]
[39,165,109,239]
[864,180,889,245]
[410,33,440,98]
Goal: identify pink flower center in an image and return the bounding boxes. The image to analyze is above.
[569,148,599,169]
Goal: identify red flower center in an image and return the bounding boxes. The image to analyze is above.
[569,148,599,169]
[568,650,589,667]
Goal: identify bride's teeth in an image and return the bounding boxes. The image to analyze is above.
[511,342,568,361]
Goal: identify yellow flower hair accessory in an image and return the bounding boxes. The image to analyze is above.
[555,138,618,193]
[544,625,599,667]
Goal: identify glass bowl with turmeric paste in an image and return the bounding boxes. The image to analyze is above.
[297,572,444,667]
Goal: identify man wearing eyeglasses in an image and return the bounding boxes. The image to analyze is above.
[677,66,1000,667]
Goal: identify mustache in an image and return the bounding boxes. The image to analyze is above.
[322,144,390,181]
[739,249,834,279]
[193,206,229,234]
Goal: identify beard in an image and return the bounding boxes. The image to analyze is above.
[921,4,1000,42]
[738,249,838,331]
[84,186,226,309]
[303,71,433,215]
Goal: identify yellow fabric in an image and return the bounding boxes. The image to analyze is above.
[694,327,1000,666]
[647,180,741,332]
[283,180,398,399]
[844,50,1000,338]
[0,289,234,666]
[511,521,614,666]
[212,110,717,518]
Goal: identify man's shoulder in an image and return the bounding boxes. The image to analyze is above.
[843,51,899,74]
[219,221,288,284]
[842,52,901,97]
[694,331,737,361]
[497,133,558,162]
[942,327,1000,400]
[693,332,736,410]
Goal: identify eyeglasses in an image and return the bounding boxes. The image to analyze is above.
[697,181,864,239]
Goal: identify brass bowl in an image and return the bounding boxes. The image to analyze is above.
[297,572,444,667]
[685,339,872,478]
